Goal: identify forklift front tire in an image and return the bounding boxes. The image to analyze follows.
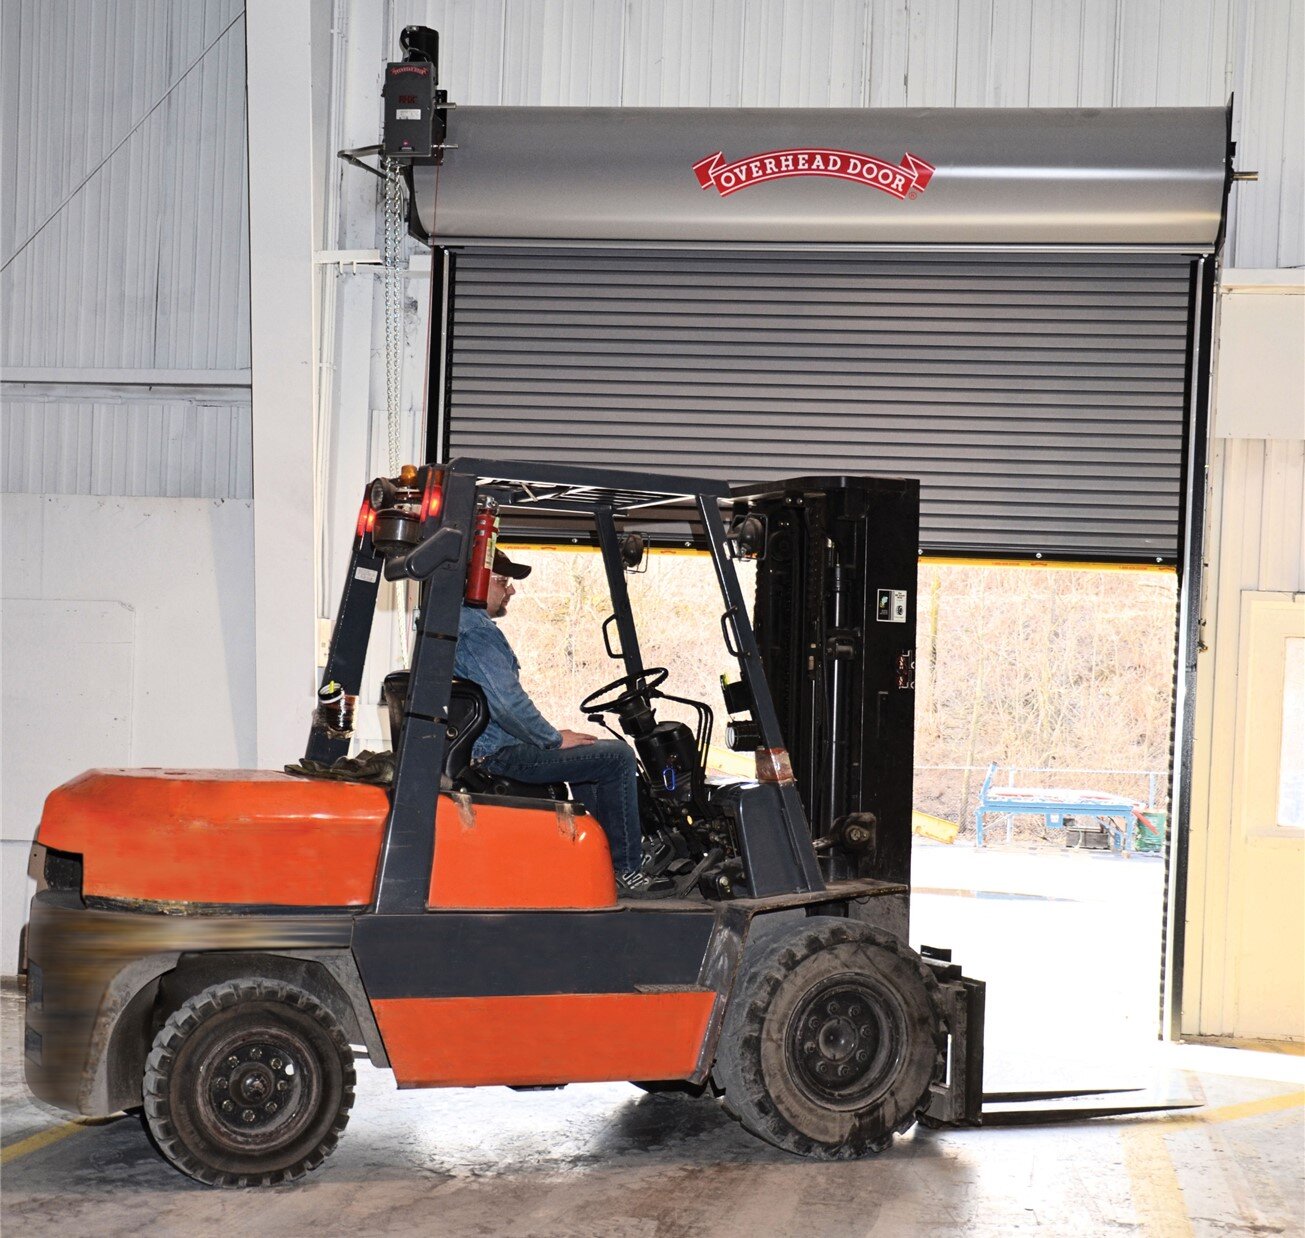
[142,978,355,1188]
[712,917,945,1159]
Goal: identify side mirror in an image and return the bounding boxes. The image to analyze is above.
[619,532,646,572]
[726,513,767,560]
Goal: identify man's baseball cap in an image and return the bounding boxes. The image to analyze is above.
[493,549,531,580]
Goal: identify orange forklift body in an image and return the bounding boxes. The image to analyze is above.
[37,770,388,907]
[37,770,618,913]
[373,992,716,1088]
[33,769,720,1092]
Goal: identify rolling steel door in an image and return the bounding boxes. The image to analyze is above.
[444,247,1194,562]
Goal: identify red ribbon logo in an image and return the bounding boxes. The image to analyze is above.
[693,148,935,199]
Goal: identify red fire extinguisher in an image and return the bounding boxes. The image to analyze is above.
[464,500,499,607]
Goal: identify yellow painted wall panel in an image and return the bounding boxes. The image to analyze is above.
[1184,283,1305,1040]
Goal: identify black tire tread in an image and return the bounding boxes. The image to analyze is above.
[712,915,946,1160]
[142,978,355,1188]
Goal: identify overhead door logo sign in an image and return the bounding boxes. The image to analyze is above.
[693,148,935,200]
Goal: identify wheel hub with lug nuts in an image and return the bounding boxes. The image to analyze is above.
[207,1041,301,1134]
[788,978,897,1107]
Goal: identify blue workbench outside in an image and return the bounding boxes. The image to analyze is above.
[974,761,1157,850]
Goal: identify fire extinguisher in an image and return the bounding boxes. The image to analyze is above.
[464,499,499,607]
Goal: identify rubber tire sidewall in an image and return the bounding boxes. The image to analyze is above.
[713,917,945,1158]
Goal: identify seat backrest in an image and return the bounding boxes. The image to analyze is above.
[381,671,411,747]
[382,672,489,778]
[444,679,489,776]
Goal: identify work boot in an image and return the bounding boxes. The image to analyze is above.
[615,869,676,899]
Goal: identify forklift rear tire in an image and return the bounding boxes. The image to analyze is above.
[712,917,945,1159]
[142,978,355,1187]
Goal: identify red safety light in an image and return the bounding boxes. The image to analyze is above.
[420,469,444,522]
[355,497,377,538]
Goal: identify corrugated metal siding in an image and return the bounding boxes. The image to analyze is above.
[1,0,251,500]
[1226,0,1304,270]
[1,0,250,372]
[448,248,1194,559]
[404,0,1298,267]
[2,392,253,499]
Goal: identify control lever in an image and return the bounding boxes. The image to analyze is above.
[675,847,724,897]
[387,526,464,581]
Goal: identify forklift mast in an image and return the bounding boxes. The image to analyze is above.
[735,477,919,890]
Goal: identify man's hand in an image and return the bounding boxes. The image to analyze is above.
[557,729,598,749]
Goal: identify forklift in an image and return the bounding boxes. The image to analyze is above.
[23,459,986,1186]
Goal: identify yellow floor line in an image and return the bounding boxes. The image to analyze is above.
[1120,1088,1304,1236]
[1123,1125,1193,1238]
[1171,1088,1305,1130]
[0,1120,87,1165]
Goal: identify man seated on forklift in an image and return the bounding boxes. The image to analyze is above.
[454,550,675,899]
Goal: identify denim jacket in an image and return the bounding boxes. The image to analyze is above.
[454,605,562,761]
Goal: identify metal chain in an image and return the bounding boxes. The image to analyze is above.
[382,156,411,666]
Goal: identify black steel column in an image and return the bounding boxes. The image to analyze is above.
[423,246,455,465]
[372,469,476,915]
[1162,254,1217,1040]
[698,495,824,893]
[306,495,385,764]
[594,505,644,676]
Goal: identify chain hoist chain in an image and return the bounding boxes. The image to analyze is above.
[382,156,410,666]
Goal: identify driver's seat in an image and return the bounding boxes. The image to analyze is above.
[382,672,567,803]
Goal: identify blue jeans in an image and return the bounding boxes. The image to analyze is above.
[483,739,642,872]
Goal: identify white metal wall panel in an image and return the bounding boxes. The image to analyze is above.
[2,393,253,499]
[397,0,1297,266]
[1,0,251,499]
[620,0,746,106]
[1227,0,1304,269]
[502,0,625,105]
[1,0,250,372]
[740,0,871,108]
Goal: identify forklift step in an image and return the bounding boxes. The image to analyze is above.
[634,984,714,995]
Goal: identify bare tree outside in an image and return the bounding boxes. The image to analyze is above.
[914,563,1177,837]
[502,551,1177,841]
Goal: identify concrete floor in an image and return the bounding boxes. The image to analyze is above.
[3,847,1302,1235]
[911,842,1166,1089]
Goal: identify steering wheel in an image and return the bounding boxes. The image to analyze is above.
[580,667,669,714]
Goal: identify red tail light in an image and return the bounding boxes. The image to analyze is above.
[420,470,444,522]
[355,496,374,538]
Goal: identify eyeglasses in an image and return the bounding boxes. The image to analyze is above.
[491,574,512,586]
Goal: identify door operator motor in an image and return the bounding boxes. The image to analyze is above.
[382,25,448,160]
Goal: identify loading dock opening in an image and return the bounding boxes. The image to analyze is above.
[400,77,1232,1045]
